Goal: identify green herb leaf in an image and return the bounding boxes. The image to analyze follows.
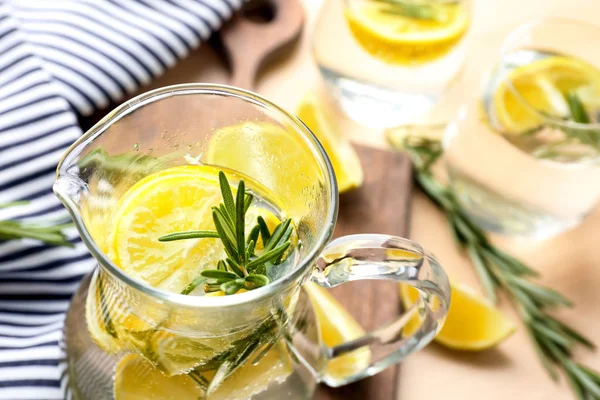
[219,171,236,219]
[181,276,207,295]
[246,241,291,270]
[235,179,246,262]
[245,274,270,288]
[200,270,239,280]
[264,219,291,252]
[158,230,219,242]
[247,224,260,246]
[566,92,591,124]
[221,280,244,295]
[257,216,271,245]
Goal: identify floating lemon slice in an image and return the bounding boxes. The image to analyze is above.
[107,165,226,292]
[205,121,325,218]
[303,281,370,383]
[494,56,600,134]
[296,93,363,193]
[345,1,470,65]
[400,282,516,350]
[114,342,292,400]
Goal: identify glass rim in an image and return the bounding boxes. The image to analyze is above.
[55,83,339,309]
[345,0,466,5]
[500,17,600,131]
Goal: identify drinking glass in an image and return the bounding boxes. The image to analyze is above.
[313,0,472,128]
[444,19,600,239]
[54,84,450,399]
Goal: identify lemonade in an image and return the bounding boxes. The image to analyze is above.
[444,20,600,238]
[313,0,471,127]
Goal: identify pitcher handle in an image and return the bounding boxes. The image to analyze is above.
[309,234,450,387]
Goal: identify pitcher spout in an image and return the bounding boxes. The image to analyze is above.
[53,175,87,217]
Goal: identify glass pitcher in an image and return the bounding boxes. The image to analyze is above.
[54,84,450,400]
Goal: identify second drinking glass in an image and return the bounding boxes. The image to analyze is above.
[313,0,472,128]
[444,19,600,239]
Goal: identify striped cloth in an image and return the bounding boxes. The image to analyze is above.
[0,1,240,398]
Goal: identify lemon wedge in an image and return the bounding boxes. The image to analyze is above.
[296,94,363,193]
[303,281,370,383]
[345,1,469,65]
[494,56,600,134]
[114,342,292,400]
[400,282,516,350]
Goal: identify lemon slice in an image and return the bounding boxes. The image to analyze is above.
[107,165,226,292]
[400,282,516,350]
[303,282,370,383]
[296,94,363,193]
[345,1,469,65]
[205,121,326,218]
[494,56,600,134]
[114,342,292,400]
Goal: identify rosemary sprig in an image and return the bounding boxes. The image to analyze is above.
[372,0,446,21]
[515,91,600,161]
[0,201,72,247]
[389,133,600,400]
[159,171,292,295]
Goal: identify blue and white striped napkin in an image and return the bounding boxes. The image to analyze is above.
[0,1,240,398]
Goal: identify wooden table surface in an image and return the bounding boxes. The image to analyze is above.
[143,0,600,398]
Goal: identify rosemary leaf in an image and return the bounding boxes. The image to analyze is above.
[509,277,573,308]
[188,370,209,390]
[525,324,559,380]
[158,230,219,242]
[244,193,253,215]
[180,276,207,295]
[220,280,243,295]
[466,243,497,303]
[567,92,591,124]
[263,219,292,252]
[225,258,246,277]
[98,274,118,339]
[581,366,600,385]
[204,283,222,293]
[219,171,236,219]
[213,208,238,251]
[564,367,587,400]
[257,216,271,245]
[246,241,291,270]
[546,317,595,350]
[486,247,540,277]
[200,270,238,280]
[246,240,256,261]
[245,274,270,288]
[0,201,29,209]
[531,320,573,350]
[566,361,600,398]
[247,224,260,246]
[235,180,246,261]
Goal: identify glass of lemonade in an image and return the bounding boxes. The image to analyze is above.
[444,19,600,239]
[313,0,472,128]
[54,84,450,399]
